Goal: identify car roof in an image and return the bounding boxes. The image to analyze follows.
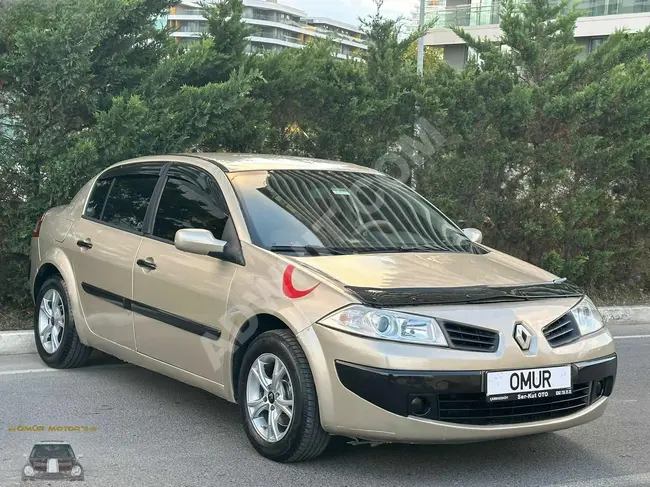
[116,153,381,174]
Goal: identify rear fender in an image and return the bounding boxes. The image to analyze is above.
[35,248,91,347]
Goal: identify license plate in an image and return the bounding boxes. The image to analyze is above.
[486,365,572,403]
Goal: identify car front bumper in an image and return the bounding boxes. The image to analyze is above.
[298,323,617,443]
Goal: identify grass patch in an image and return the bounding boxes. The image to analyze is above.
[589,288,650,307]
[0,307,32,331]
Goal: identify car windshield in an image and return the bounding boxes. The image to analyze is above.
[30,444,74,459]
[229,170,485,255]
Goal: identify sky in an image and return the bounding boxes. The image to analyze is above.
[280,0,416,26]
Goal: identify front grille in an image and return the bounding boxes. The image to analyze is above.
[437,382,591,425]
[442,322,499,352]
[544,314,580,347]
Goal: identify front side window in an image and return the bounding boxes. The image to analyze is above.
[153,173,229,242]
[230,170,485,255]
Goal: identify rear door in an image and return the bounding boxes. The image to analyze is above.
[69,163,163,349]
[132,163,239,382]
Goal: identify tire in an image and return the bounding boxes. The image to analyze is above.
[34,276,92,369]
[238,329,330,462]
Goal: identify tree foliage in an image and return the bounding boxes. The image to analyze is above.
[0,0,649,307]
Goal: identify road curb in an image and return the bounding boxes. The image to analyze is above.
[600,306,649,326]
[0,330,35,356]
[0,306,647,356]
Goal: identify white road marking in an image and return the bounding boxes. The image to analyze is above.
[543,473,650,487]
[0,368,58,376]
[613,334,650,339]
[0,363,127,376]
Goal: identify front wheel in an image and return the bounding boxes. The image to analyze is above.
[238,329,330,462]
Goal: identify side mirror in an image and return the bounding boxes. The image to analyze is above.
[174,229,227,256]
[462,227,483,244]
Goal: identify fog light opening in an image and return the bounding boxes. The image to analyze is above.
[410,396,430,416]
[594,380,606,399]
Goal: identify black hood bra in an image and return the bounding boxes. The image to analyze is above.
[345,280,585,308]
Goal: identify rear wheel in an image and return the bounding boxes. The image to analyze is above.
[34,277,92,368]
[238,329,330,462]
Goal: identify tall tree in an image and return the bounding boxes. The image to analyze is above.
[418,0,650,290]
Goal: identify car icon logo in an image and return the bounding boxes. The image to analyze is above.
[22,441,84,481]
[514,323,534,351]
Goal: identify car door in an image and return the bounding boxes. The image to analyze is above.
[132,163,239,383]
[69,163,164,349]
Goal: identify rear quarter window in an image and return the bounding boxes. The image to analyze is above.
[84,178,112,220]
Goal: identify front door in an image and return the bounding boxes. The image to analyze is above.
[69,163,163,349]
[132,164,237,383]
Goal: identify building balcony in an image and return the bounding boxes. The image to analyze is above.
[432,0,650,28]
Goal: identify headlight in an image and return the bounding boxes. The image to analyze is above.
[570,297,604,336]
[23,466,35,477]
[71,465,82,477]
[318,305,448,347]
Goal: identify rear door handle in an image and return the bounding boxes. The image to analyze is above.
[76,239,93,250]
[136,258,157,271]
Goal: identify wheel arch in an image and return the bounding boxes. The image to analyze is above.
[33,263,62,298]
[33,253,91,346]
[231,313,292,403]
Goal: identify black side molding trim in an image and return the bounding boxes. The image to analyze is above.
[130,301,220,340]
[82,283,130,309]
[80,282,220,340]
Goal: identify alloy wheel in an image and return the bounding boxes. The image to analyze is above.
[246,353,295,443]
[38,289,65,354]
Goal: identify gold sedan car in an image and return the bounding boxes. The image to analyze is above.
[30,154,617,462]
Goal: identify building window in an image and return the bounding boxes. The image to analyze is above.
[179,21,207,33]
[589,37,605,52]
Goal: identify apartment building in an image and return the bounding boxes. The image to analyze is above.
[423,0,650,68]
[403,0,447,37]
[167,0,368,59]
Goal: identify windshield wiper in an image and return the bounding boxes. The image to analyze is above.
[331,245,446,254]
[269,245,347,256]
[398,244,446,253]
[463,294,533,304]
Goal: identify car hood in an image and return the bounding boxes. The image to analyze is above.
[296,248,558,290]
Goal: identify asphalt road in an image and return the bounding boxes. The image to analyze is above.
[1,324,649,487]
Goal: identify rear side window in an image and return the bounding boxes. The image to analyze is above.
[153,172,229,242]
[101,175,159,233]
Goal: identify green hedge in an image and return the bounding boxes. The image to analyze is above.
[0,0,648,308]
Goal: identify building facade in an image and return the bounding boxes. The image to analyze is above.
[167,0,367,59]
[403,0,447,38]
[424,0,650,69]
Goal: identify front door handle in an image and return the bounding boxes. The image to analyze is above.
[137,258,157,271]
[76,239,93,250]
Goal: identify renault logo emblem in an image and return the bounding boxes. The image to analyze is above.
[514,323,533,351]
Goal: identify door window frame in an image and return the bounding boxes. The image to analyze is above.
[144,163,245,266]
[81,160,245,265]
[82,163,166,237]
[145,164,231,244]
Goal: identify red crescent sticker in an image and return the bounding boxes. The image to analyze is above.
[282,265,319,299]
